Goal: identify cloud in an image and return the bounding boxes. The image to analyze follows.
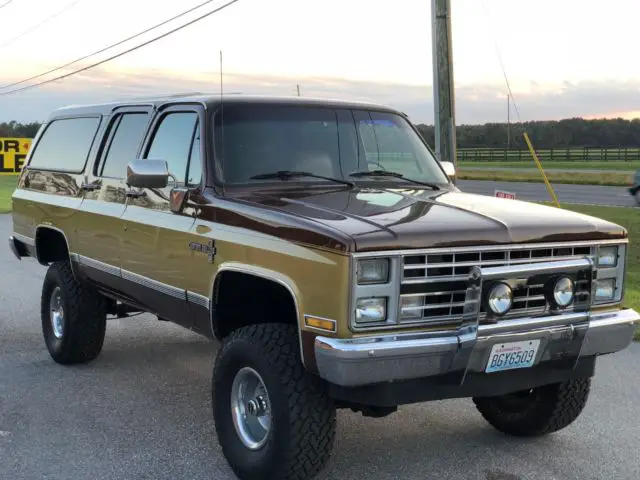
[1,66,639,124]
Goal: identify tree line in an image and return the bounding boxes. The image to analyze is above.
[0,121,41,139]
[3,117,640,149]
[415,117,640,149]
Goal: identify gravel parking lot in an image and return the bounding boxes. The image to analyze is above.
[1,213,639,480]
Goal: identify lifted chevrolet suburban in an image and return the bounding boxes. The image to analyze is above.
[8,94,639,480]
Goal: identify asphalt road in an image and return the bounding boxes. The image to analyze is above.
[1,213,639,480]
[458,180,636,207]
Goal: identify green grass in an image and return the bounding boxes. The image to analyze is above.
[458,160,640,171]
[457,169,633,186]
[550,203,640,340]
[0,176,18,213]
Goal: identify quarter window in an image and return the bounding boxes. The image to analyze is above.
[28,116,101,172]
[99,113,149,179]
[145,112,200,186]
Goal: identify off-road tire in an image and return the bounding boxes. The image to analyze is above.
[41,261,107,364]
[473,378,591,437]
[212,323,336,480]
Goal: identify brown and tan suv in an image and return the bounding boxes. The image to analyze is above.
[8,94,639,480]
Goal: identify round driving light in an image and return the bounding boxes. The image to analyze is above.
[488,283,513,316]
[553,276,574,307]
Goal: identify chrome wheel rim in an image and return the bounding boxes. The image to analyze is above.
[230,367,272,450]
[49,286,64,339]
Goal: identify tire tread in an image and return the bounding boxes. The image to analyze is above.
[41,261,106,364]
[214,323,336,480]
[473,378,591,437]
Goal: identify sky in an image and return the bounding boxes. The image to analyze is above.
[0,0,639,124]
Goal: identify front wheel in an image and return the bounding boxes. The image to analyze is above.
[472,378,591,437]
[212,323,336,480]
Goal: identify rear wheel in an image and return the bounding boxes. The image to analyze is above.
[212,323,336,480]
[473,378,591,437]
[41,261,107,364]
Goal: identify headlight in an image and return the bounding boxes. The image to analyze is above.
[553,276,574,308]
[487,283,513,316]
[597,246,618,267]
[595,279,615,302]
[400,296,423,320]
[355,297,387,323]
[357,259,389,285]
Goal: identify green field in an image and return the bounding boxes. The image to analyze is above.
[0,176,18,213]
[459,160,640,171]
[552,203,640,340]
[457,169,634,186]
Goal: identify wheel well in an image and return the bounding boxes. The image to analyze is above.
[35,227,70,265]
[213,271,298,339]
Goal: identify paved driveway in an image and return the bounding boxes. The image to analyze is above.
[1,213,638,480]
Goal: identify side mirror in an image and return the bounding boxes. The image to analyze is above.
[440,161,456,179]
[126,159,170,189]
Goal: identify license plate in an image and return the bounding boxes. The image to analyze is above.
[485,339,541,373]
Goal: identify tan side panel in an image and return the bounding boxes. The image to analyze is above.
[75,179,127,266]
[185,220,352,338]
[11,170,84,248]
[120,200,196,287]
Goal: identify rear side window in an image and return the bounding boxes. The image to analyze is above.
[28,116,101,172]
[99,112,149,178]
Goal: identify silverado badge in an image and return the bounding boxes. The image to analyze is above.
[189,239,216,263]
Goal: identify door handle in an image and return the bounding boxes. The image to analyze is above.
[125,189,146,199]
[81,183,101,191]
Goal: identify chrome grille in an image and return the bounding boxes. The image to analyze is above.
[399,244,596,324]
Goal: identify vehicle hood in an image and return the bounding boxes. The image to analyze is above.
[229,187,627,252]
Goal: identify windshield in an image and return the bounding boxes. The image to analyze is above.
[213,104,450,187]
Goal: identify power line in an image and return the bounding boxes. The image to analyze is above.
[0,0,86,51]
[0,1,13,10]
[0,0,242,97]
[479,0,523,124]
[479,0,561,208]
[1,0,222,91]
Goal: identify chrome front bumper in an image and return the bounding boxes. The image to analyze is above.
[315,308,640,387]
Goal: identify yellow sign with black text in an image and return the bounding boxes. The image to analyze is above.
[0,138,31,175]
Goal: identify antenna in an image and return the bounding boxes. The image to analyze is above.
[219,50,225,189]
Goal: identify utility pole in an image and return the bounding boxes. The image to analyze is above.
[431,0,457,169]
[297,84,301,97]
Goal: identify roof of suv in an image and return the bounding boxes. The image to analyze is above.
[50,93,404,118]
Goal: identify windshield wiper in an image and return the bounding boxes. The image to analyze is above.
[250,170,355,188]
[349,170,441,190]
